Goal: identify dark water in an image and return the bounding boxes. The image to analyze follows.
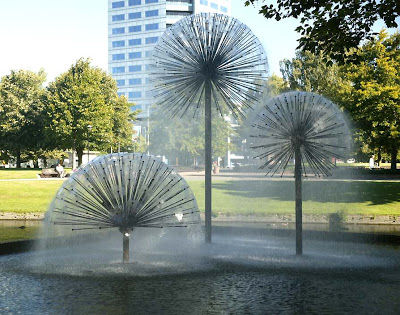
[3,219,400,243]
[1,229,400,314]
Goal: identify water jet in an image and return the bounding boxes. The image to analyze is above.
[251,91,350,255]
[45,153,201,263]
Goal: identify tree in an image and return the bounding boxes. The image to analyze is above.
[149,108,236,166]
[0,69,46,167]
[340,31,400,170]
[110,95,135,153]
[264,74,288,96]
[44,58,133,167]
[244,0,400,63]
[279,50,349,101]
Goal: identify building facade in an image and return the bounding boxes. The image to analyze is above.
[108,0,232,120]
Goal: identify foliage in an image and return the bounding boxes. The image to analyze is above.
[44,58,135,165]
[264,74,288,96]
[0,69,47,167]
[279,50,348,101]
[244,0,399,63]
[149,108,236,166]
[340,31,400,169]
[111,95,135,152]
[328,210,348,231]
[132,134,148,154]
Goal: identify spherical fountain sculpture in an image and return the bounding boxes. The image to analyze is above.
[251,91,350,255]
[45,153,200,263]
[151,13,268,243]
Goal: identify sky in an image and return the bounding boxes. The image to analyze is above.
[0,1,397,82]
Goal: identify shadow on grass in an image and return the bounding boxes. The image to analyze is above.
[212,180,400,205]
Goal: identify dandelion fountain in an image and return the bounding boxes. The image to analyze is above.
[251,91,351,254]
[45,153,200,263]
[151,13,268,243]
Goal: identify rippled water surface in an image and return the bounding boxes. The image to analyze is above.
[1,229,400,314]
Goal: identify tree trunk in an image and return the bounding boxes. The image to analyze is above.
[377,147,382,167]
[77,148,84,166]
[33,158,39,168]
[16,150,21,168]
[294,146,303,255]
[72,140,77,170]
[391,143,398,171]
[205,80,212,244]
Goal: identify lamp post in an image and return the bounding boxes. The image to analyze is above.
[87,125,92,164]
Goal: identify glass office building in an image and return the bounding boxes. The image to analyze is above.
[108,0,232,120]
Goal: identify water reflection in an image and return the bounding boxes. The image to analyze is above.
[1,230,400,314]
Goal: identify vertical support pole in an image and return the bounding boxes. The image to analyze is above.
[205,81,212,244]
[147,106,150,155]
[294,145,303,255]
[123,234,129,263]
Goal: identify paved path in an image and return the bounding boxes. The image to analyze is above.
[1,171,399,182]
[178,171,400,182]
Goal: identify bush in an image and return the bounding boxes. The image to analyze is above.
[328,210,348,231]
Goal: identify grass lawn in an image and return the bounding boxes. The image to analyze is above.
[0,180,63,213]
[0,168,73,180]
[0,169,43,179]
[1,177,400,216]
[188,179,400,216]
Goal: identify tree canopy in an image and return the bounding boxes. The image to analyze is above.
[340,31,400,169]
[279,50,348,101]
[273,31,400,168]
[244,0,400,62]
[44,58,134,167]
[0,69,47,167]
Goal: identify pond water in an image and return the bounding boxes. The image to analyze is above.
[2,219,400,244]
[1,226,400,314]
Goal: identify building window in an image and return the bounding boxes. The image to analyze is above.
[210,2,218,9]
[166,10,191,16]
[145,23,159,31]
[145,64,151,71]
[145,36,158,44]
[129,25,142,32]
[129,38,142,46]
[145,50,152,57]
[112,53,125,60]
[112,40,125,47]
[118,92,125,97]
[112,27,125,35]
[116,79,125,86]
[129,52,142,59]
[129,12,142,19]
[220,6,227,13]
[129,78,142,85]
[129,91,142,98]
[145,9,158,17]
[145,0,158,3]
[112,14,125,22]
[128,0,141,5]
[112,66,125,74]
[129,65,142,72]
[200,0,208,5]
[112,1,125,9]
